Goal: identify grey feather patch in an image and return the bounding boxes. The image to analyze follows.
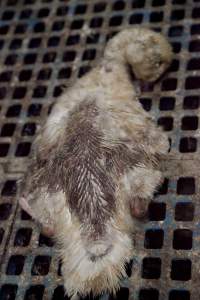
[55,101,116,234]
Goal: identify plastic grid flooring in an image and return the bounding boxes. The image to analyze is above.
[0,0,200,299]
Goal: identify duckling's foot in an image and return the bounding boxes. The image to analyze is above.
[130,197,149,220]
[19,196,55,237]
[41,225,55,238]
[71,293,80,300]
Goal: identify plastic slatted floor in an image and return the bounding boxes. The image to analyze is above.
[0,0,199,299]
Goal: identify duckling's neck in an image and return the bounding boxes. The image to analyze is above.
[98,60,138,101]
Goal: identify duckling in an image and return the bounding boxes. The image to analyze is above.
[19,26,172,298]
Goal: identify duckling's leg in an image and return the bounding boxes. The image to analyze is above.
[20,196,55,237]
[120,166,162,219]
[130,168,162,219]
[19,195,37,219]
[19,187,65,237]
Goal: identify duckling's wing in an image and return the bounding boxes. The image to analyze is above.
[100,109,167,219]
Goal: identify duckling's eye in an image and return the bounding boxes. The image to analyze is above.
[156,60,163,67]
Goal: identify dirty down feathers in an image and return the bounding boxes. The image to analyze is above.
[19,26,173,297]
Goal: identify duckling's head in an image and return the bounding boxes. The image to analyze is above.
[125,28,173,82]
